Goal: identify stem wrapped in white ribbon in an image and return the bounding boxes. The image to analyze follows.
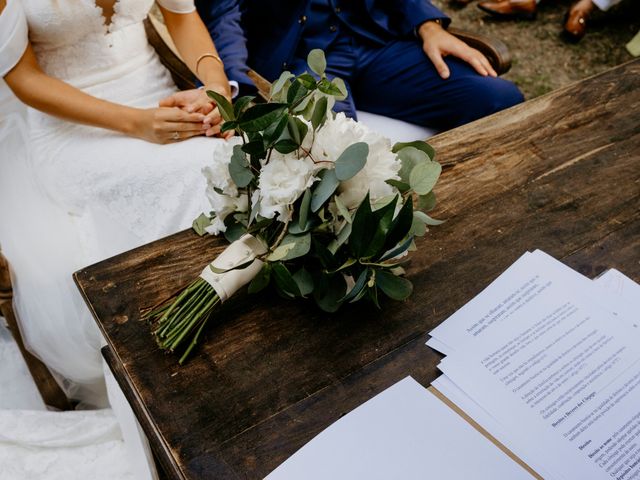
[144,234,268,364]
[199,234,268,302]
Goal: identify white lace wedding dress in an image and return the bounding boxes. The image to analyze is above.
[0,0,228,478]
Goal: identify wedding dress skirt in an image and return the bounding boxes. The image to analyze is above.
[1,1,227,478]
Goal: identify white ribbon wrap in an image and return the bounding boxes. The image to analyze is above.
[199,234,268,302]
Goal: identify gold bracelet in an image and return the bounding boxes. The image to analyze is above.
[195,53,223,77]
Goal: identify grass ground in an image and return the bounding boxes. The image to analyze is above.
[432,0,640,99]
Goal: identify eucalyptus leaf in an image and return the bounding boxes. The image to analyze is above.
[409,160,442,195]
[409,213,427,237]
[223,221,246,243]
[206,90,234,122]
[418,191,437,212]
[192,213,211,236]
[376,270,413,301]
[307,49,327,77]
[248,263,271,294]
[229,145,254,188]
[299,189,312,229]
[311,169,339,212]
[397,146,429,184]
[392,140,436,161]
[335,142,368,181]
[414,210,445,226]
[331,77,348,101]
[328,221,352,255]
[267,233,311,261]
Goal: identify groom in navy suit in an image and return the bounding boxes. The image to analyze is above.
[195,0,524,130]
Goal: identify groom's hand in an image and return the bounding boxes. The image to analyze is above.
[417,21,497,80]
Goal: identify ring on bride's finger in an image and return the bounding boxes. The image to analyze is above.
[172,131,180,141]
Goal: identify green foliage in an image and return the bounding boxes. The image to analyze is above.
[168,50,446,364]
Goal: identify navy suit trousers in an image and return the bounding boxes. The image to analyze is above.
[289,35,524,130]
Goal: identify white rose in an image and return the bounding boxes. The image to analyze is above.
[256,153,317,222]
[205,186,248,234]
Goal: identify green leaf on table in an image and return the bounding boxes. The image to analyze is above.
[239,103,288,132]
[248,263,271,294]
[409,160,441,195]
[418,191,437,212]
[409,211,427,237]
[311,169,339,212]
[272,263,301,298]
[311,96,329,130]
[233,96,255,117]
[307,49,327,77]
[414,210,445,226]
[335,142,368,181]
[229,145,254,188]
[293,268,314,297]
[298,188,312,230]
[192,213,211,236]
[392,140,436,161]
[376,270,413,301]
[397,147,429,184]
[206,90,234,122]
[267,232,311,261]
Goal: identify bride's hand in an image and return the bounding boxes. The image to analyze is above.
[133,107,207,144]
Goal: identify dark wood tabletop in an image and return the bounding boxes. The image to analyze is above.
[75,59,640,480]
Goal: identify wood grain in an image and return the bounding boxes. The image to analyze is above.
[76,59,640,479]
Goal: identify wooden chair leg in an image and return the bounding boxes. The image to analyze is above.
[0,249,72,411]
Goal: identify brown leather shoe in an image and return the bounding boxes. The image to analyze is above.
[477,0,537,19]
[563,2,592,41]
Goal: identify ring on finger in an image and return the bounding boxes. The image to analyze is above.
[172,131,180,141]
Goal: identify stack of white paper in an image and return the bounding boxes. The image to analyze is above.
[428,250,640,480]
[266,377,534,479]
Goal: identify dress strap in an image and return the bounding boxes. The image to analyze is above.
[0,0,28,77]
[156,0,196,14]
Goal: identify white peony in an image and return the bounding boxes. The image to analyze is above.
[255,152,317,222]
[310,113,401,210]
[202,137,243,197]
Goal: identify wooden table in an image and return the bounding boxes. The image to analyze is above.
[75,59,640,480]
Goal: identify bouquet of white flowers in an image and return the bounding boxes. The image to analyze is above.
[144,50,443,363]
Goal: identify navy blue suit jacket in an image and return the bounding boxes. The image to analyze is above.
[196,0,449,92]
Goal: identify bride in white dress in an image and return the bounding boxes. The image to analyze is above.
[0,0,235,478]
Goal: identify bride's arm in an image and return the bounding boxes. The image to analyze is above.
[0,1,207,144]
[159,7,231,99]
